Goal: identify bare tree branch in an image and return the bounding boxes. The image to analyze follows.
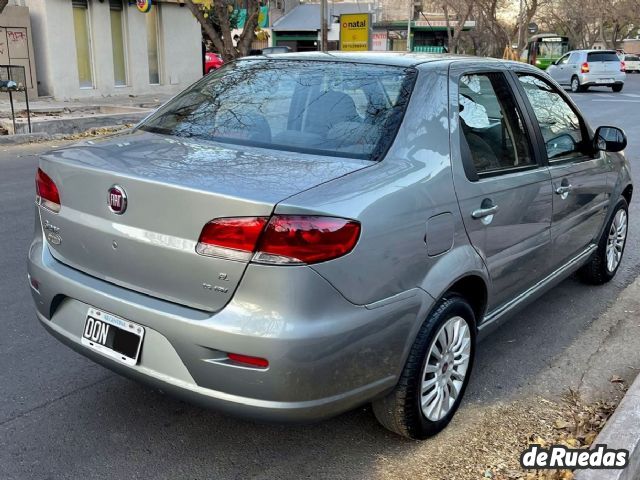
[183,0,259,62]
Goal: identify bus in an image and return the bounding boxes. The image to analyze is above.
[520,34,571,70]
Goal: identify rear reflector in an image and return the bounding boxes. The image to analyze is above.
[196,215,361,265]
[35,168,61,213]
[196,217,269,261]
[227,353,269,369]
[254,215,361,265]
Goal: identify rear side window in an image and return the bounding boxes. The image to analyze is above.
[458,72,534,177]
[587,52,620,62]
[139,60,416,160]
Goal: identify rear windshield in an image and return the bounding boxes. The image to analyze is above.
[625,55,640,61]
[139,60,416,160]
[587,52,620,62]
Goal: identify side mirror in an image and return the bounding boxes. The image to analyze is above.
[594,126,627,153]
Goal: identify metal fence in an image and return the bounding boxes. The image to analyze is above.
[0,64,31,134]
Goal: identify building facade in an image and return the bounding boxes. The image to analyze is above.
[271,2,374,52]
[0,4,38,98]
[24,0,202,99]
[270,0,475,53]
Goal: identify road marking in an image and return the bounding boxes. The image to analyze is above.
[592,99,640,103]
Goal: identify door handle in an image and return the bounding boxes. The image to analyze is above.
[555,184,573,195]
[472,204,499,219]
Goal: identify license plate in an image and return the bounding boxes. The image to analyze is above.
[596,78,613,84]
[81,308,145,366]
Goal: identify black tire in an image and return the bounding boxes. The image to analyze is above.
[571,76,584,93]
[372,295,476,439]
[578,198,629,285]
[612,84,623,92]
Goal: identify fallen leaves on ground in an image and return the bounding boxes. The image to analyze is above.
[375,388,621,480]
[60,124,134,140]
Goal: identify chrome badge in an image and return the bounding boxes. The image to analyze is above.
[108,185,127,215]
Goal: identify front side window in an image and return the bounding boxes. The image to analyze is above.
[517,74,585,161]
[458,72,534,176]
[557,54,570,65]
[139,60,415,160]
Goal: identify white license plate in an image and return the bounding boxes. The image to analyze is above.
[81,308,145,366]
[596,78,613,84]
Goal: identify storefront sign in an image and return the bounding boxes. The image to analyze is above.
[372,31,388,51]
[136,0,152,13]
[340,13,370,51]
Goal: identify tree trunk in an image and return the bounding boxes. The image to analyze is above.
[442,4,454,53]
[183,0,259,62]
[236,0,260,57]
[451,2,474,53]
[183,0,226,58]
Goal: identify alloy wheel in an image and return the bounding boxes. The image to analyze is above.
[571,78,580,92]
[420,316,471,422]
[606,209,627,273]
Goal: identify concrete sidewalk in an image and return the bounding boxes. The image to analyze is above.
[0,92,172,135]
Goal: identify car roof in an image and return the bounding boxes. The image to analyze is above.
[567,49,618,54]
[238,51,510,68]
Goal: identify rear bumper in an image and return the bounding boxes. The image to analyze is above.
[579,73,625,86]
[28,233,432,422]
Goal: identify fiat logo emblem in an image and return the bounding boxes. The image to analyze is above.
[107,185,127,215]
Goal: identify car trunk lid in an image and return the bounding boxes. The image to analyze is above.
[38,130,370,312]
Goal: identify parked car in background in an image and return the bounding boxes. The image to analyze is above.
[547,49,626,92]
[248,46,293,56]
[205,52,223,73]
[260,46,292,55]
[624,54,640,73]
[29,53,632,440]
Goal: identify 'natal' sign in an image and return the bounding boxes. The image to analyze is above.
[340,13,370,51]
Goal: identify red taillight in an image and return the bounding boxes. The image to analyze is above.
[196,215,361,265]
[621,61,626,72]
[196,216,268,260]
[581,62,590,73]
[227,353,269,369]
[254,215,361,265]
[35,168,61,213]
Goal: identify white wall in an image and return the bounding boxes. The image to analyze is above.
[25,0,202,100]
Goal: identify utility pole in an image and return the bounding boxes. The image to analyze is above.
[406,0,412,52]
[320,0,328,52]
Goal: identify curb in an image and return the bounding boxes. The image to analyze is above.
[0,132,56,145]
[0,125,132,146]
[575,374,640,480]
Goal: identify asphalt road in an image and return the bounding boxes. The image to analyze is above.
[1,75,640,480]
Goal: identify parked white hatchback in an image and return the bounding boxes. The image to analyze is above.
[624,54,640,73]
[547,50,626,92]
